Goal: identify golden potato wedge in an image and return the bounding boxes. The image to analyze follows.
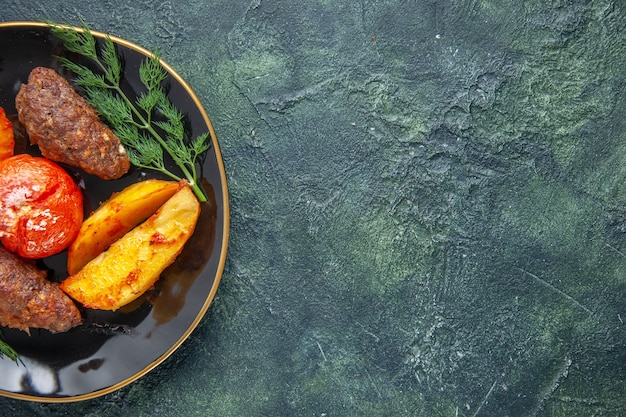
[67,179,179,275]
[60,182,200,310]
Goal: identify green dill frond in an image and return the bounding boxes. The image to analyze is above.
[125,135,182,181]
[0,330,22,365]
[57,57,108,89]
[100,36,122,86]
[127,135,164,167]
[85,87,134,127]
[136,89,162,115]
[191,133,211,160]
[140,54,167,91]
[164,138,188,166]
[114,123,140,146]
[49,20,99,61]
[154,91,186,143]
[154,119,184,141]
[156,94,184,123]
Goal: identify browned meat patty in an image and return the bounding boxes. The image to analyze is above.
[0,245,82,333]
[15,67,130,180]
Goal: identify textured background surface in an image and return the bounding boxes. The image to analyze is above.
[1,1,625,415]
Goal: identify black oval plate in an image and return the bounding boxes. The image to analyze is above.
[0,21,229,402]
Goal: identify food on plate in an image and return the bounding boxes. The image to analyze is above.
[0,245,82,334]
[60,182,200,310]
[15,67,130,180]
[51,22,211,202]
[67,179,179,275]
[0,154,83,258]
[0,107,14,161]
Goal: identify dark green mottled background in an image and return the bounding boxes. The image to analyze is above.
[1,1,625,415]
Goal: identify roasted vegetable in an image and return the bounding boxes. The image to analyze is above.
[0,154,83,258]
[0,107,14,161]
[60,182,200,310]
[67,179,179,275]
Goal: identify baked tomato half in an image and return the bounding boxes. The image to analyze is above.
[0,154,83,258]
[0,107,14,161]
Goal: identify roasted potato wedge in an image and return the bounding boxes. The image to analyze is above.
[67,179,179,275]
[60,182,200,310]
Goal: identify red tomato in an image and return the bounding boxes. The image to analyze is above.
[0,107,14,161]
[0,154,83,258]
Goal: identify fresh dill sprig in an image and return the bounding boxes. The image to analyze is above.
[0,329,22,365]
[47,21,210,202]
